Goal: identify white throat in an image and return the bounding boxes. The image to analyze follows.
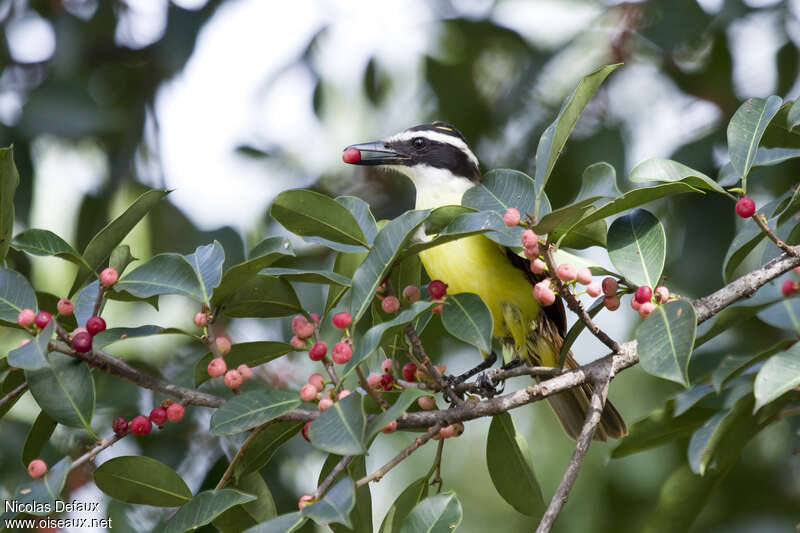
[390,165,474,210]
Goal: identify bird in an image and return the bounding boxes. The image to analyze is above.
[342,121,626,441]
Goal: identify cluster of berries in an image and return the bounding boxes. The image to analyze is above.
[206,336,253,390]
[114,399,186,438]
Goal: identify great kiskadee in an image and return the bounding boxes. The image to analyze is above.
[343,122,626,440]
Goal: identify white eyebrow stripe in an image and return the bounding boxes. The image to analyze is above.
[387,129,479,168]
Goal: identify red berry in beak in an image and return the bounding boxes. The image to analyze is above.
[342,147,361,164]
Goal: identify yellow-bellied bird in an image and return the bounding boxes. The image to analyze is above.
[343,121,626,441]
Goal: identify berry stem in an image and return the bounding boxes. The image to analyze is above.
[70,433,125,472]
[428,438,445,493]
[356,424,442,488]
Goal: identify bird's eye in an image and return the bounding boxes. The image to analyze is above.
[412,137,427,149]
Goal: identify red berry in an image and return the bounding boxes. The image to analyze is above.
[166,403,185,422]
[17,308,35,327]
[292,315,315,339]
[601,277,618,296]
[556,263,577,282]
[735,197,756,218]
[576,268,593,285]
[381,358,394,374]
[604,295,620,311]
[298,494,315,510]
[310,313,321,323]
[300,384,318,402]
[193,312,209,328]
[418,396,436,410]
[237,364,252,380]
[381,295,400,314]
[100,267,119,287]
[332,341,353,364]
[521,229,538,248]
[503,207,521,227]
[381,420,398,433]
[308,373,324,391]
[112,416,129,436]
[129,415,152,436]
[290,335,306,349]
[34,311,52,329]
[301,421,312,442]
[639,301,656,318]
[402,285,421,303]
[207,357,227,377]
[57,298,74,316]
[379,373,395,391]
[309,342,327,361]
[781,279,798,297]
[72,331,93,353]
[533,279,556,306]
[86,316,106,336]
[432,304,443,314]
[655,286,670,303]
[332,312,353,329]
[428,280,448,300]
[530,258,547,274]
[368,373,382,388]
[27,459,47,479]
[149,407,167,427]
[342,147,361,164]
[634,286,653,304]
[402,362,417,381]
[586,281,602,298]
[224,370,243,389]
[215,336,232,355]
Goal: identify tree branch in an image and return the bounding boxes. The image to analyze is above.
[0,381,28,409]
[314,455,354,500]
[216,421,273,490]
[70,433,125,472]
[752,213,800,258]
[356,424,441,488]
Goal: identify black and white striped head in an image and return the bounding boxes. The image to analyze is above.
[343,122,481,183]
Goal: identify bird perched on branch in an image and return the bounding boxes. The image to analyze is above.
[343,121,626,441]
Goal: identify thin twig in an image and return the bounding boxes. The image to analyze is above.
[752,213,800,258]
[91,284,106,318]
[454,365,563,395]
[356,424,441,488]
[215,421,273,490]
[403,325,464,407]
[70,434,124,471]
[0,381,28,408]
[313,455,354,500]
[323,358,341,390]
[357,366,390,410]
[430,438,445,492]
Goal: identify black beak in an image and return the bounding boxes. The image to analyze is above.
[342,141,409,165]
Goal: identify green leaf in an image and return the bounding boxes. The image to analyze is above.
[753,345,800,410]
[325,250,368,315]
[635,300,697,387]
[93,456,192,507]
[709,342,792,392]
[70,189,169,296]
[0,146,19,263]
[643,465,722,533]
[213,472,277,533]
[727,95,783,188]
[575,161,622,200]
[628,158,728,195]
[11,229,94,271]
[673,384,715,416]
[379,477,429,533]
[366,388,428,441]
[185,241,225,304]
[233,421,304,482]
[398,492,463,533]
[755,295,800,332]
[607,209,666,288]
[242,512,306,533]
[195,341,294,387]
[687,391,753,475]
[695,298,781,347]
[349,210,431,323]
[558,298,604,366]
[0,370,26,420]
[271,189,368,250]
[109,244,136,275]
[336,195,378,246]
[22,411,57,466]
[210,389,301,436]
[25,351,95,433]
[533,64,621,213]
[8,320,54,370]
[462,168,537,217]
[93,325,194,349]
[317,454,371,533]
[224,275,303,318]
[441,293,493,353]
[9,457,71,517]
[114,254,204,301]
[213,236,295,305]
[722,219,767,283]
[302,478,356,528]
[309,392,366,455]
[399,211,504,260]
[259,267,351,286]
[486,413,545,517]
[788,98,800,130]
[162,489,257,533]
[0,267,37,324]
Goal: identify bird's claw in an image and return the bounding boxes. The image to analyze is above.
[475,371,504,397]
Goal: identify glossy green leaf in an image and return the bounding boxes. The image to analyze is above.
[673,384,715,416]
[8,320,54,370]
[271,189,368,249]
[0,267,37,324]
[687,392,753,475]
[399,211,504,260]
[213,472,277,533]
[325,250,368,315]
[93,325,193,349]
[695,298,781,347]
[486,413,545,516]
[25,351,95,432]
[788,98,800,130]
[643,465,722,533]
[336,195,378,246]
[109,244,136,275]
[162,489,257,533]
[242,512,306,533]
[441,293,493,353]
[309,391,366,455]
[195,341,294,387]
[463,168,537,217]
[754,345,800,410]
[259,267,351,286]
[576,161,622,200]
[210,389,301,436]
[755,294,800,331]
[93,456,192,507]
[9,457,71,517]
[302,477,356,528]
[607,209,666,288]
[70,189,169,296]
[349,210,431,323]
[224,275,303,318]
[0,370,26,420]
[379,477,429,533]
[709,342,792,392]
[185,241,225,304]
[115,253,204,300]
[0,146,19,263]
[722,220,768,283]
[629,158,728,195]
[213,236,295,305]
[22,411,57,466]
[317,455,371,533]
[233,421,304,482]
[727,95,783,188]
[11,229,93,271]
[398,492,463,533]
[635,300,697,386]
[366,388,428,440]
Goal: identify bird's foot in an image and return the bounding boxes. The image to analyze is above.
[475,371,504,397]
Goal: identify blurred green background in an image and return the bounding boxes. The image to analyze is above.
[1,0,799,531]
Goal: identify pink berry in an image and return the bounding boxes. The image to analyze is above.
[17,308,35,327]
[639,301,656,318]
[332,312,353,329]
[215,336,232,355]
[428,280,448,300]
[300,383,318,402]
[381,358,394,374]
[301,421,312,442]
[318,398,333,411]
[601,277,618,296]
[418,396,436,410]
[129,415,152,436]
[34,311,51,329]
[586,281,602,298]
[735,197,756,218]
[112,416,128,436]
[18,339,30,347]
[290,335,306,349]
[381,296,400,314]
[72,331,93,353]
[556,263,577,282]
[530,258,547,274]
[149,407,167,427]
[415,367,429,381]
[631,297,641,311]
[100,267,119,287]
[781,279,798,297]
[440,425,455,439]
[292,315,315,339]
[207,357,227,377]
[27,459,47,479]
[576,268,592,285]
[795,266,800,275]
[193,312,209,328]
[166,403,185,422]
[452,422,465,436]
[604,295,620,311]
[57,298,74,316]
[402,362,417,382]
[368,373,383,388]
[337,389,351,400]
[331,342,353,364]
[309,341,327,361]
[521,229,538,248]
[523,245,540,260]
[377,281,387,294]
[533,279,556,306]
[86,316,106,336]
[432,304,443,314]
[402,285,421,303]
[342,147,362,164]
[381,420,398,433]
[72,326,88,337]
[503,207,521,226]
[634,286,653,304]
[310,313,321,323]
[224,370,243,389]
[308,373,324,391]
[237,364,252,380]
[655,286,670,303]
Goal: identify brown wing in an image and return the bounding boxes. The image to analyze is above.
[504,247,567,337]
